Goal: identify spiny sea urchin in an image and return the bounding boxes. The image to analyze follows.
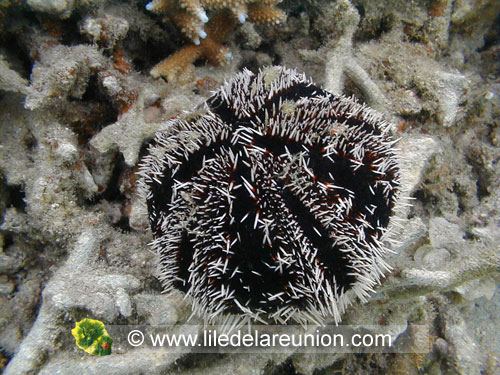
[138,66,401,326]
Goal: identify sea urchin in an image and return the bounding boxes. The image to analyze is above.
[138,66,401,326]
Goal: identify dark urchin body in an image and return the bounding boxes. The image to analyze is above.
[138,66,401,325]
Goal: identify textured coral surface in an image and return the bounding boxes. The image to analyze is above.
[0,0,499,374]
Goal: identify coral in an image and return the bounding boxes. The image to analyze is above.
[376,218,500,304]
[26,0,76,18]
[423,70,467,128]
[139,66,402,326]
[301,0,387,111]
[450,0,500,53]
[80,13,130,49]
[89,78,198,167]
[398,244,498,298]
[26,0,108,19]
[149,9,235,82]
[430,297,495,375]
[146,0,286,44]
[395,135,440,196]
[147,0,286,82]
[0,96,99,239]
[24,44,107,111]
[89,82,164,166]
[0,55,28,94]
[4,229,143,373]
[356,29,471,128]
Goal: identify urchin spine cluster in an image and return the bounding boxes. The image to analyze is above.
[138,66,402,326]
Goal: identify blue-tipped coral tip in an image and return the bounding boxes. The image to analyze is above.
[199,11,208,23]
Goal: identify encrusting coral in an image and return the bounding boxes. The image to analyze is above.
[147,0,286,81]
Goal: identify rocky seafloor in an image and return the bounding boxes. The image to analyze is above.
[0,0,499,374]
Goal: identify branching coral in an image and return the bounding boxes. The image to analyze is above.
[322,0,386,110]
[297,0,387,112]
[4,229,142,373]
[24,45,107,110]
[146,0,286,44]
[147,0,286,81]
[90,87,165,166]
[150,9,235,82]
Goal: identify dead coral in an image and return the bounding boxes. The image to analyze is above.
[323,0,386,110]
[24,44,107,110]
[26,0,107,19]
[298,0,387,111]
[0,55,28,94]
[1,0,499,373]
[4,228,143,374]
[80,13,130,49]
[89,83,165,167]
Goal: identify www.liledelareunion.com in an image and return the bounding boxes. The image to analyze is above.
[109,325,431,354]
